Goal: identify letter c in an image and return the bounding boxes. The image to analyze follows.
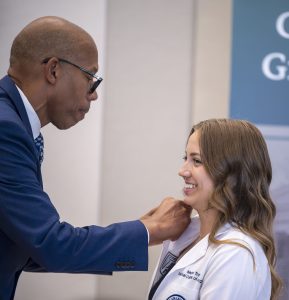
[276,12,289,39]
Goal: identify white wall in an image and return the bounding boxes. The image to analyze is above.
[192,0,231,122]
[0,1,106,299]
[99,0,195,297]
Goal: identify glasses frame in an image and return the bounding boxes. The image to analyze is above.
[42,57,103,94]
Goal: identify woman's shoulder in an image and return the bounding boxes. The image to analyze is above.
[214,224,268,267]
[217,224,260,247]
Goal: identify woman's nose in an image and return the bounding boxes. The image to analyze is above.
[178,165,191,178]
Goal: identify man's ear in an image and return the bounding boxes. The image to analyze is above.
[43,57,60,84]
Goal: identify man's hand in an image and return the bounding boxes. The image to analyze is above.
[140,197,192,246]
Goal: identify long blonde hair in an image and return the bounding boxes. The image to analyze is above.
[190,119,282,299]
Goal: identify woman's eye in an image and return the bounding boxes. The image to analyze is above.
[193,158,202,165]
[182,156,187,161]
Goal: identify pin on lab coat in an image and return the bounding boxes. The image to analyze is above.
[148,216,271,300]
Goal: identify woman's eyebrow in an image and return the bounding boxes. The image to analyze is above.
[185,151,201,157]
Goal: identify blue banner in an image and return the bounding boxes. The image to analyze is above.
[230,0,289,126]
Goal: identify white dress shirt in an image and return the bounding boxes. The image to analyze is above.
[16,86,41,139]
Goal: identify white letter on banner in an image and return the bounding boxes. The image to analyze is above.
[262,52,287,80]
[276,12,289,39]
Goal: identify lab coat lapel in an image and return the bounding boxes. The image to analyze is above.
[148,217,200,290]
[167,223,232,272]
[169,234,209,272]
[170,222,233,272]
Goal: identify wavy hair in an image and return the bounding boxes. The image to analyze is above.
[190,119,282,299]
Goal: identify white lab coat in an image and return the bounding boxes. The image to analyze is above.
[148,216,271,300]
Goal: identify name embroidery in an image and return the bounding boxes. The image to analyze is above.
[178,270,203,284]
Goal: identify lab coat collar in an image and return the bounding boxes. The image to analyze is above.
[164,216,200,256]
[148,217,235,293]
[167,217,233,271]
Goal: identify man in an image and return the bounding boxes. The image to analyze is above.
[0,16,191,300]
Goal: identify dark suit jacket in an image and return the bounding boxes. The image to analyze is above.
[0,75,148,300]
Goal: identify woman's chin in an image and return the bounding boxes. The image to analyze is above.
[183,198,194,208]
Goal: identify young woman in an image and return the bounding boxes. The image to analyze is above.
[148,119,282,300]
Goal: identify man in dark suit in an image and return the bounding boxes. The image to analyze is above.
[0,16,191,300]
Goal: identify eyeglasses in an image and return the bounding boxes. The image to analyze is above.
[42,57,103,94]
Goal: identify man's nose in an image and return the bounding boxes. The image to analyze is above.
[88,91,98,101]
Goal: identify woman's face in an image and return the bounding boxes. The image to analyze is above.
[178,130,214,212]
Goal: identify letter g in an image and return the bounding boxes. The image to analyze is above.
[262,52,287,80]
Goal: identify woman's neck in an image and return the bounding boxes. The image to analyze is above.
[197,208,218,239]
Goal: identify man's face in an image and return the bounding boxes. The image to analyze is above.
[47,52,100,130]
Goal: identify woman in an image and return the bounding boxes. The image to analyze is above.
[148,119,282,300]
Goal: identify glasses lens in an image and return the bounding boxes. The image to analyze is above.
[89,77,103,94]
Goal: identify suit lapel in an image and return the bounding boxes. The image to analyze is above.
[0,75,34,139]
[0,75,43,186]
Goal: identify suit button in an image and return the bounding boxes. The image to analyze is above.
[128,261,135,268]
[115,260,135,269]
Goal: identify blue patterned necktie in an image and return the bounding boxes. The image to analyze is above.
[34,133,44,164]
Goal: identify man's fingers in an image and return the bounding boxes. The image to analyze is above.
[140,197,192,245]
[140,205,158,219]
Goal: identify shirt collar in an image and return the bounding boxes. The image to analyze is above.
[16,85,41,139]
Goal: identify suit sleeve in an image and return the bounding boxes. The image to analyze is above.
[0,120,148,273]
